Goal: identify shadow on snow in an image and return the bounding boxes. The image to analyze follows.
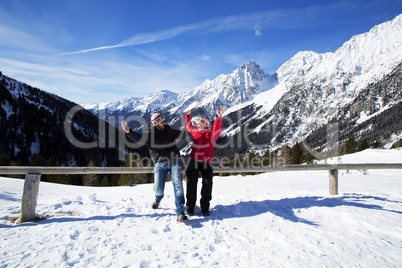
[210,193,402,226]
[1,193,401,228]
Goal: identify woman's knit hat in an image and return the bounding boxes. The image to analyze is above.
[196,116,210,128]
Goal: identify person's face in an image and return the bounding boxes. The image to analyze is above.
[196,118,209,131]
[156,121,166,130]
[197,123,206,131]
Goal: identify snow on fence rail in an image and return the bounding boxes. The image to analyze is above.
[1,163,402,223]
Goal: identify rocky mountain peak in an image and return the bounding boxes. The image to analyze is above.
[81,14,402,153]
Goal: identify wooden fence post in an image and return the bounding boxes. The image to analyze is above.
[329,169,338,195]
[20,173,41,223]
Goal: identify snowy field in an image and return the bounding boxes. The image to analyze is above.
[1,149,402,267]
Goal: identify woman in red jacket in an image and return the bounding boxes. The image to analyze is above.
[185,106,226,216]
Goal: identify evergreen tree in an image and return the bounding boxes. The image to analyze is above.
[304,150,315,164]
[345,135,356,154]
[391,139,402,149]
[100,176,110,186]
[30,154,46,166]
[82,160,99,186]
[262,150,272,166]
[0,156,10,166]
[245,152,258,166]
[373,140,383,148]
[280,144,292,164]
[290,143,303,165]
[357,139,369,152]
[46,158,57,166]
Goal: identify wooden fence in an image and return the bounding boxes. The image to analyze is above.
[1,163,401,223]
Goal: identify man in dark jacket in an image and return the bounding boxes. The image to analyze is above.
[121,113,188,222]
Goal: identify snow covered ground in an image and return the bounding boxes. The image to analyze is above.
[1,149,402,267]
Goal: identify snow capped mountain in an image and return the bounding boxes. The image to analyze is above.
[84,90,179,119]
[277,13,402,88]
[217,13,402,154]
[85,61,277,127]
[84,14,402,156]
[164,61,277,119]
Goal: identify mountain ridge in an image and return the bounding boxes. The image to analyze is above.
[84,14,402,156]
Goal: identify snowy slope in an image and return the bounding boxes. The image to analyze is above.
[1,149,402,267]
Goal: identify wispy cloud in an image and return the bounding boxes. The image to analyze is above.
[201,54,211,61]
[254,24,262,36]
[59,4,343,56]
[0,24,55,54]
[58,24,203,55]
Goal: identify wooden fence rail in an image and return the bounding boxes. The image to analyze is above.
[1,163,401,223]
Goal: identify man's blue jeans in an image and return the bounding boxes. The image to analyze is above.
[153,159,185,214]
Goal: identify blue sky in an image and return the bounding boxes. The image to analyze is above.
[0,0,401,105]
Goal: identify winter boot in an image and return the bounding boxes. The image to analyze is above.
[187,207,194,216]
[177,211,188,222]
[151,199,161,209]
